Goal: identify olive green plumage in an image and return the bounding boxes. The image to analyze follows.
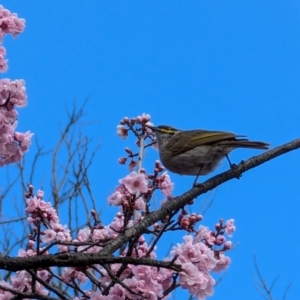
[147,125,269,176]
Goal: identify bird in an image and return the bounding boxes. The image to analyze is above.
[146,124,269,180]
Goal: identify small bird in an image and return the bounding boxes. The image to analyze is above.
[146,125,269,178]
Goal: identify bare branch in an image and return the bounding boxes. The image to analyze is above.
[253,255,292,300]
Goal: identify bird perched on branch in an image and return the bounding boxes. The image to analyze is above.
[146,124,269,181]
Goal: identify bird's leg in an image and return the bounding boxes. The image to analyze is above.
[225,154,242,179]
[193,164,204,187]
[225,154,238,170]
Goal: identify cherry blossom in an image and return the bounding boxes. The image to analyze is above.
[225,218,236,236]
[119,171,148,194]
[117,124,128,139]
[158,172,174,197]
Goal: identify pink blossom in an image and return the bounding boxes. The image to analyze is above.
[224,240,232,250]
[37,270,50,281]
[0,5,25,43]
[119,171,148,194]
[0,79,27,107]
[10,270,48,295]
[179,262,201,286]
[3,141,18,155]
[0,280,13,299]
[77,227,91,242]
[0,46,8,72]
[109,284,126,299]
[46,207,59,223]
[41,229,57,243]
[136,113,151,124]
[215,235,226,246]
[36,189,44,198]
[90,291,110,300]
[92,228,109,242]
[128,159,138,171]
[118,157,127,164]
[18,248,36,258]
[0,79,31,166]
[25,197,39,213]
[14,131,33,150]
[26,216,34,223]
[134,197,146,211]
[116,125,128,139]
[109,214,124,233]
[62,267,87,284]
[158,172,174,197]
[225,219,235,237]
[195,226,216,245]
[213,253,231,272]
[108,190,123,206]
[194,275,215,300]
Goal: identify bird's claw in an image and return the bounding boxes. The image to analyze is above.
[230,163,238,170]
[193,182,204,189]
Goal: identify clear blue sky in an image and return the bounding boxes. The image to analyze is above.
[1,1,300,299]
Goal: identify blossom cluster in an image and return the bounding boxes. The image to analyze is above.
[171,222,234,299]
[0,79,33,166]
[0,5,25,72]
[114,115,175,217]
[0,6,32,167]
[0,181,235,300]
[117,113,153,140]
[108,169,174,218]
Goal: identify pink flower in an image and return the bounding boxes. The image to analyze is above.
[158,172,174,197]
[92,228,109,242]
[214,235,226,246]
[62,267,87,284]
[195,226,215,245]
[194,275,215,300]
[109,284,126,299]
[3,141,18,155]
[36,189,44,198]
[41,229,57,243]
[179,262,201,286]
[136,113,151,124]
[77,227,91,242]
[18,248,36,258]
[224,240,232,250]
[213,253,231,272]
[90,291,110,300]
[38,270,50,281]
[46,207,59,223]
[134,197,146,211]
[25,197,39,213]
[0,46,8,73]
[0,280,13,299]
[108,191,123,206]
[225,219,235,237]
[128,159,138,171]
[118,157,127,164]
[109,214,124,233]
[0,6,25,43]
[14,131,33,150]
[119,171,148,194]
[116,125,128,139]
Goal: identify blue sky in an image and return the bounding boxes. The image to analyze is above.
[1,1,300,299]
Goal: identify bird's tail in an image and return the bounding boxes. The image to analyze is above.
[220,139,270,150]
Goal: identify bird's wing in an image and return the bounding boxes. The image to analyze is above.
[166,130,238,155]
